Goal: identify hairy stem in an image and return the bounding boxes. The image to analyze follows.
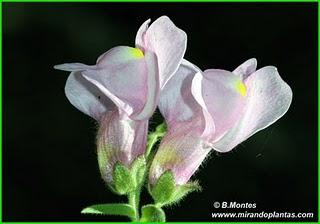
[128,189,140,221]
[146,133,160,158]
[146,123,166,158]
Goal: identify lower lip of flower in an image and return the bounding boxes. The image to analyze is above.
[130,48,144,59]
[235,80,247,97]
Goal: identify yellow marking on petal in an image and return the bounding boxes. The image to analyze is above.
[236,80,247,97]
[155,148,182,166]
[130,48,144,59]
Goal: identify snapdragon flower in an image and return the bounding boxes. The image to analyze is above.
[54,16,187,186]
[150,59,292,186]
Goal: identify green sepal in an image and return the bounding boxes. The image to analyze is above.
[111,156,147,195]
[150,171,201,206]
[167,181,202,205]
[81,203,135,219]
[113,163,134,195]
[150,171,175,205]
[130,155,147,187]
[140,204,166,222]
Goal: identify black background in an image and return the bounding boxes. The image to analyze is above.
[3,2,317,222]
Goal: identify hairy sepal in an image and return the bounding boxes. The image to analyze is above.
[112,155,147,195]
[150,170,201,206]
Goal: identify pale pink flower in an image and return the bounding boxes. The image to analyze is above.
[150,59,292,185]
[54,16,187,183]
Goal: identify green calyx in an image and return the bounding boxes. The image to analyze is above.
[108,122,167,196]
[112,155,147,195]
[130,155,147,187]
[83,122,202,222]
[113,163,133,195]
[150,170,201,207]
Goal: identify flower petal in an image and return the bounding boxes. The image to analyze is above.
[135,18,151,51]
[159,59,214,137]
[82,46,159,120]
[54,63,94,72]
[64,71,115,121]
[96,46,144,67]
[233,58,257,80]
[133,51,160,120]
[202,69,247,141]
[212,66,293,152]
[191,71,215,139]
[97,111,148,183]
[149,123,211,185]
[158,60,201,127]
[138,16,187,88]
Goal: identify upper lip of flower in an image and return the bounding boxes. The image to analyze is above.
[158,58,293,152]
[54,16,187,123]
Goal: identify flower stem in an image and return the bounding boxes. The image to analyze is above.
[146,133,160,158]
[126,123,167,222]
[146,123,166,158]
[128,189,140,221]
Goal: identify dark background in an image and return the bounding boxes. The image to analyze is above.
[3,3,317,222]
